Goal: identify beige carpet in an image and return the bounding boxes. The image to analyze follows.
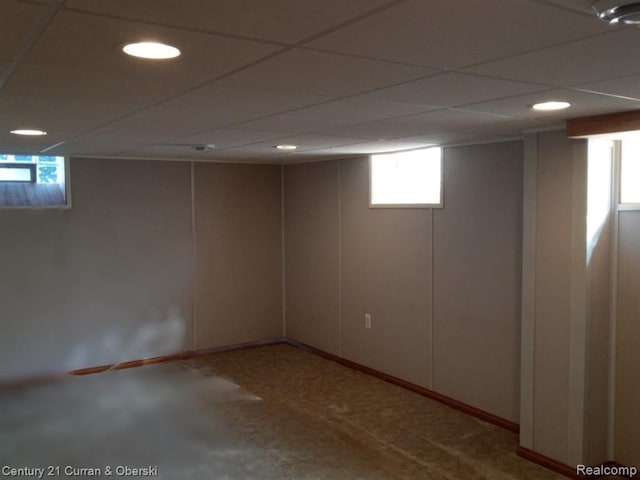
[183,344,565,480]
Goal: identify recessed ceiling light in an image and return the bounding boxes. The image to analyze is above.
[530,101,572,111]
[122,42,181,59]
[10,129,47,136]
[593,0,640,24]
[275,144,298,151]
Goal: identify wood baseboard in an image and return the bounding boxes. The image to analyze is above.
[0,338,286,390]
[517,448,639,480]
[70,337,286,375]
[517,447,577,478]
[283,338,520,433]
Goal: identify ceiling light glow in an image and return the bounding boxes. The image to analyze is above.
[593,0,640,24]
[530,101,572,111]
[10,129,47,136]
[275,144,298,151]
[122,42,181,59]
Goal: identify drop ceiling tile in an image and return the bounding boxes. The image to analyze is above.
[0,94,139,133]
[43,132,156,156]
[396,131,515,146]
[307,0,608,69]
[64,0,392,44]
[22,10,278,80]
[575,74,640,101]
[188,146,284,162]
[4,64,198,105]
[249,134,366,152]
[533,0,596,14]
[289,98,437,123]
[277,152,353,163]
[176,129,291,149]
[318,119,439,141]
[0,0,48,60]
[93,105,261,139]
[117,145,196,159]
[461,89,640,119]
[161,84,331,115]
[0,131,67,154]
[464,29,640,87]
[308,140,437,155]
[455,118,557,136]
[356,73,547,107]
[381,109,514,129]
[233,113,355,133]
[217,48,436,97]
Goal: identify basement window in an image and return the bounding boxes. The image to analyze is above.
[370,147,442,208]
[0,154,69,208]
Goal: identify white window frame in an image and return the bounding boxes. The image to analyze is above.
[369,147,443,209]
[617,137,640,211]
[0,155,71,209]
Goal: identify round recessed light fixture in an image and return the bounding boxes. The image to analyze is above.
[530,101,572,111]
[275,144,298,151]
[593,0,640,24]
[122,41,181,59]
[10,129,47,136]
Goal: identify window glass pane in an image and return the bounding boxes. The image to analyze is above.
[621,137,640,204]
[370,147,441,206]
[1,154,67,207]
[0,168,32,182]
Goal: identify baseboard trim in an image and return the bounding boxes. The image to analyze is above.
[70,337,286,375]
[283,338,520,433]
[517,447,577,478]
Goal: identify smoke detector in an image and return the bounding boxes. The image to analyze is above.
[593,0,640,24]
[189,144,215,152]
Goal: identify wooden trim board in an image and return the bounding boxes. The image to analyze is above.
[518,447,578,478]
[283,338,520,433]
[70,337,286,375]
[567,110,640,138]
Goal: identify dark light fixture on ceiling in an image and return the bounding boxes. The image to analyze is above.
[189,144,215,152]
[593,0,640,24]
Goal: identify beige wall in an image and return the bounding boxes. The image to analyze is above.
[522,130,618,467]
[194,162,282,349]
[0,158,283,380]
[584,150,613,466]
[0,158,193,379]
[531,131,574,462]
[615,211,640,466]
[340,156,433,388]
[433,142,522,422]
[284,161,340,355]
[284,141,523,421]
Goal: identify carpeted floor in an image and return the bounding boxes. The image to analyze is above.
[182,344,565,480]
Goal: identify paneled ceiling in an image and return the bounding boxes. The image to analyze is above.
[1,0,639,163]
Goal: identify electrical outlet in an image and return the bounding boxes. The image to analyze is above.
[364,313,372,329]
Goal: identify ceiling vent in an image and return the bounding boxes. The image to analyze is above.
[593,0,640,24]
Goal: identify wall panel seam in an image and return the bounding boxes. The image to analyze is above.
[520,133,538,450]
[281,164,287,338]
[190,161,198,350]
[338,160,343,357]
